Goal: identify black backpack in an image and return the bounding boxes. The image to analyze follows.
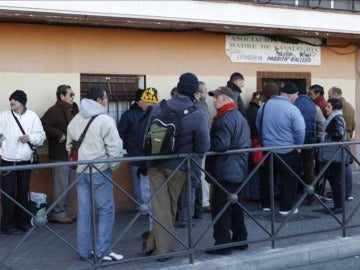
[144,100,197,155]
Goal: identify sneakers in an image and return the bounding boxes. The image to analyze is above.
[102,252,124,261]
[261,207,270,212]
[346,196,354,201]
[279,208,299,216]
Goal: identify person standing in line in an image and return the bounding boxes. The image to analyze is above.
[144,72,210,260]
[308,84,327,117]
[205,86,250,255]
[226,72,246,117]
[66,86,124,261]
[41,84,79,224]
[117,89,145,205]
[245,91,263,201]
[328,86,355,201]
[294,85,325,205]
[0,90,45,235]
[133,87,160,242]
[256,82,305,215]
[321,98,347,213]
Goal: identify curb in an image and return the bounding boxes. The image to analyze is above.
[162,235,360,270]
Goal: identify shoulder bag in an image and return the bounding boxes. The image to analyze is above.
[12,111,40,164]
[68,115,98,169]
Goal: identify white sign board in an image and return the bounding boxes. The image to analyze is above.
[225,35,321,65]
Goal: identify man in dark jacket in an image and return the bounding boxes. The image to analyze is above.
[294,85,317,205]
[226,72,246,117]
[144,72,210,259]
[41,85,79,224]
[117,89,145,204]
[205,86,250,256]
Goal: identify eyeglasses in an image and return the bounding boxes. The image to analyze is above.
[69,93,75,97]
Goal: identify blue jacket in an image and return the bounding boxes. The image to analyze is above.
[117,103,144,157]
[148,95,210,171]
[295,95,316,144]
[206,108,250,184]
[256,96,305,153]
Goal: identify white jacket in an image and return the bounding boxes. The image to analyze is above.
[66,99,124,173]
[0,109,45,162]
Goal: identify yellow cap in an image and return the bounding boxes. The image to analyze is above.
[140,87,159,104]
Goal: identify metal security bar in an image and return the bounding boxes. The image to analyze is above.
[0,141,359,269]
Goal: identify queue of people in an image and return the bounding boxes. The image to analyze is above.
[0,74,356,263]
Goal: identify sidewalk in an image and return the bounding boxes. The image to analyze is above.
[1,173,360,270]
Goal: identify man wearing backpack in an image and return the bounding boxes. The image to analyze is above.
[144,72,210,260]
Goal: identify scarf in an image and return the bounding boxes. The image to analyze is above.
[321,110,345,141]
[213,102,237,123]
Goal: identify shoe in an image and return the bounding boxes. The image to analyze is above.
[174,221,194,228]
[102,251,124,261]
[1,227,24,236]
[66,215,77,221]
[326,207,343,214]
[157,256,173,262]
[346,196,354,201]
[144,249,154,256]
[233,244,248,251]
[279,208,299,216]
[48,216,74,224]
[193,213,202,219]
[141,230,150,240]
[79,254,93,261]
[206,248,232,255]
[203,206,211,213]
[261,207,270,212]
[16,224,31,232]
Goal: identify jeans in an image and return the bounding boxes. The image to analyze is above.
[77,169,115,257]
[345,165,353,197]
[130,165,143,203]
[140,174,153,230]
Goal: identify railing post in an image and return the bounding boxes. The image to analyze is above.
[187,157,194,264]
[341,146,346,237]
[269,151,276,249]
[89,165,98,267]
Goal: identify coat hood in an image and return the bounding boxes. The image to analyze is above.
[80,98,107,118]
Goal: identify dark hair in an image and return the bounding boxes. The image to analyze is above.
[230,72,244,82]
[330,86,342,96]
[170,87,178,97]
[86,86,105,101]
[135,88,144,102]
[310,84,324,96]
[56,85,71,100]
[327,98,343,110]
[262,83,278,100]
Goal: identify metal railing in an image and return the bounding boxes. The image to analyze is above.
[0,141,359,269]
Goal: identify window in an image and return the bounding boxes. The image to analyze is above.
[80,74,146,123]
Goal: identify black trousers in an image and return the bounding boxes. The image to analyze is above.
[194,183,203,215]
[210,181,247,245]
[1,159,31,231]
[326,164,343,208]
[261,150,300,211]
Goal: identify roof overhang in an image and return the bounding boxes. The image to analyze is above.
[0,1,359,41]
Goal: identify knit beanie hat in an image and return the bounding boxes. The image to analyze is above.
[9,90,27,106]
[177,72,199,95]
[140,87,159,104]
[280,82,298,95]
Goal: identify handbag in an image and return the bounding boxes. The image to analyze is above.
[11,111,40,164]
[317,142,351,165]
[250,138,264,165]
[68,115,98,169]
[251,101,267,166]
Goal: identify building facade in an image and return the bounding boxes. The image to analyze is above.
[0,0,359,211]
